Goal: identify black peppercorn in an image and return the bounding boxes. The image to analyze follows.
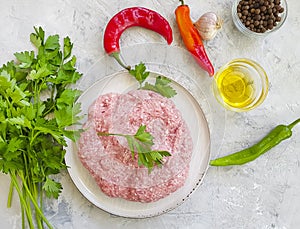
[261,5,267,12]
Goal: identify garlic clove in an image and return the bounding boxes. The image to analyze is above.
[194,12,223,41]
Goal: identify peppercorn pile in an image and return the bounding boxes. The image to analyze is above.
[237,0,285,33]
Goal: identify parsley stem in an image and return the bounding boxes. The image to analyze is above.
[29,171,43,229]
[30,131,41,146]
[39,183,44,228]
[98,132,127,137]
[23,182,34,229]
[10,172,35,229]
[19,171,54,229]
[21,203,25,229]
[43,104,55,116]
[7,180,14,208]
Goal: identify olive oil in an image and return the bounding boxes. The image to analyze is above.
[216,66,255,109]
[213,58,269,112]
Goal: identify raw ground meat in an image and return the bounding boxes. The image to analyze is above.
[78,90,193,202]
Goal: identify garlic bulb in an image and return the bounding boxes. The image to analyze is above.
[194,12,223,41]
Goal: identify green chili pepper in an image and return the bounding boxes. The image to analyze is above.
[210,118,300,166]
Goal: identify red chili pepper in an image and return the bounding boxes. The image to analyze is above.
[103,7,173,70]
[175,1,214,76]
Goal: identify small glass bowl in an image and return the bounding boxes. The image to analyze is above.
[212,58,269,112]
[232,0,288,38]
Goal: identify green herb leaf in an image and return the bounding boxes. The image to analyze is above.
[54,103,82,128]
[63,37,73,60]
[149,151,171,164]
[42,177,62,199]
[62,56,77,71]
[30,33,42,48]
[56,88,81,109]
[14,51,34,68]
[33,26,45,45]
[62,129,82,142]
[1,160,24,173]
[134,125,153,146]
[128,62,176,98]
[0,27,82,229]
[142,76,177,98]
[3,137,24,161]
[50,68,82,85]
[34,126,65,146]
[28,65,53,80]
[7,116,32,129]
[129,62,149,85]
[44,35,60,51]
[98,125,171,172]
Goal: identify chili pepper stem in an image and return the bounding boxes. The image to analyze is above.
[288,118,300,129]
[179,0,185,5]
[111,52,131,71]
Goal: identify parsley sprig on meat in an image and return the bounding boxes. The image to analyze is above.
[129,62,177,98]
[98,125,171,172]
[0,27,82,229]
[103,62,176,171]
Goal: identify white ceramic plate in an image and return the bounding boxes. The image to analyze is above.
[65,70,211,218]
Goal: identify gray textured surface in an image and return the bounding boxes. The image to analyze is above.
[0,0,300,228]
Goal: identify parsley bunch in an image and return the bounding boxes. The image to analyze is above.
[0,27,82,229]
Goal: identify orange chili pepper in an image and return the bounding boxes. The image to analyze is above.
[175,0,214,76]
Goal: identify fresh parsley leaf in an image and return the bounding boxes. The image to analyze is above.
[33,26,45,45]
[149,151,171,164]
[30,33,42,48]
[21,104,37,121]
[7,116,32,129]
[44,48,60,61]
[62,129,82,142]
[134,125,154,146]
[14,51,34,68]
[41,145,67,173]
[63,37,73,60]
[54,103,82,128]
[3,138,24,161]
[1,160,24,173]
[0,77,12,96]
[128,62,177,98]
[42,177,62,199]
[48,51,63,66]
[142,76,177,98]
[62,56,77,71]
[34,118,66,145]
[98,125,171,172]
[56,88,81,109]
[44,35,60,51]
[50,68,82,85]
[28,65,53,80]
[129,62,149,85]
[125,135,136,159]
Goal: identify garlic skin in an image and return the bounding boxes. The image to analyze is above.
[194,12,223,41]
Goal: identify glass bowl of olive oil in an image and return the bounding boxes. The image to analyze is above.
[212,58,269,112]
